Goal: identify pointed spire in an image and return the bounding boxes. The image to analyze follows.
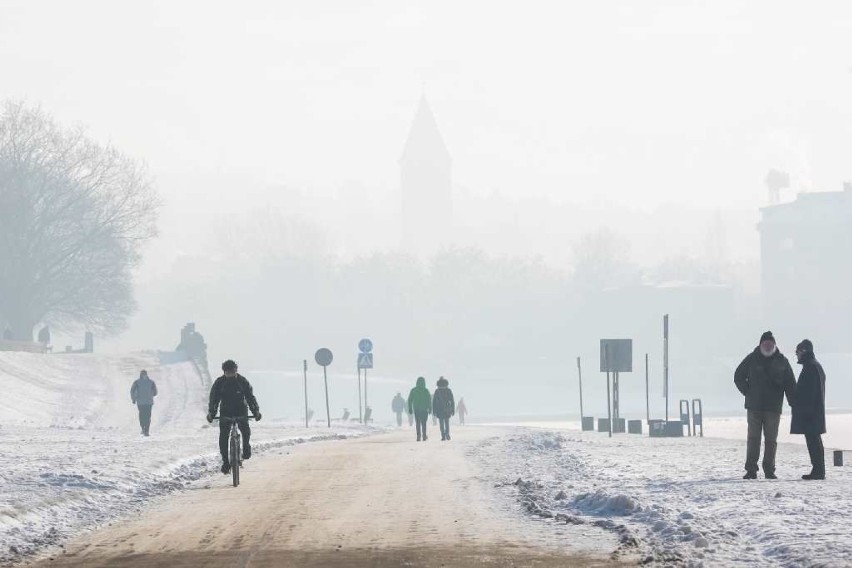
[399,95,451,166]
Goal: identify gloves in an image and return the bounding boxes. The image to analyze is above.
[254,411,262,421]
[206,413,214,423]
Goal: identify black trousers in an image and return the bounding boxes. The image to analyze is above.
[438,416,451,439]
[219,420,251,462]
[414,410,428,439]
[137,404,152,434]
[805,433,825,474]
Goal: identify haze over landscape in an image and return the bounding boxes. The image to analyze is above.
[4,1,852,416]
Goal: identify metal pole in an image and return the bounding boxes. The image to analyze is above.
[357,366,363,424]
[577,356,584,421]
[645,353,650,422]
[323,365,331,428]
[606,370,612,438]
[303,359,309,429]
[605,344,612,438]
[364,367,368,414]
[664,314,670,423]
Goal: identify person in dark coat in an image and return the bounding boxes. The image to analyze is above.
[130,370,158,436]
[408,377,432,441]
[791,339,827,480]
[391,393,406,427]
[206,360,262,475]
[734,331,796,479]
[432,377,455,441]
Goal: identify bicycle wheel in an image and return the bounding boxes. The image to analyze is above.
[230,431,240,487]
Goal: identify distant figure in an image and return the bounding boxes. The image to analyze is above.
[2,328,12,340]
[307,408,315,423]
[432,377,455,441]
[408,377,432,442]
[38,326,51,348]
[457,398,468,425]
[130,370,158,436]
[391,393,406,427]
[791,339,827,480]
[734,331,796,480]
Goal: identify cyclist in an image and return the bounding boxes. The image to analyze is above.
[206,360,262,475]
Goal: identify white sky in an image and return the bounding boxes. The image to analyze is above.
[2,1,851,213]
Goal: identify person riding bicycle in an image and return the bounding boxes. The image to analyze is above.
[206,360,262,475]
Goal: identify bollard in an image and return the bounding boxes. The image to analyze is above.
[692,399,704,437]
[679,400,691,436]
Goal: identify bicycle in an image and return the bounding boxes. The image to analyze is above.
[213,415,256,487]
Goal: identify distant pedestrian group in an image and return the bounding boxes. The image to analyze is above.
[405,376,465,442]
[735,332,827,480]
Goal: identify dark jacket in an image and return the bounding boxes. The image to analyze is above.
[131,375,158,406]
[408,378,432,414]
[791,354,826,435]
[208,374,260,418]
[734,348,796,413]
[432,386,455,419]
[391,394,406,413]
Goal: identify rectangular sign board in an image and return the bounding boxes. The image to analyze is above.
[600,339,632,372]
[358,352,374,369]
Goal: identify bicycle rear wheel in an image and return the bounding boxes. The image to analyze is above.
[230,432,240,487]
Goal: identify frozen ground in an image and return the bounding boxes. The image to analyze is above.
[473,425,852,567]
[0,351,373,565]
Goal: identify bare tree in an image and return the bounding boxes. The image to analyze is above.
[0,101,158,340]
[571,229,638,293]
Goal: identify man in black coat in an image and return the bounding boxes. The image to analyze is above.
[206,360,262,475]
[734,331,796,479]
[791,339,826,480]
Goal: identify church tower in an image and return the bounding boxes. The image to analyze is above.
[399,95,453,256]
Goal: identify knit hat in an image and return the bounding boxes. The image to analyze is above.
[796,339,814,353]
[760,331,775,344]
[437,377,449,387]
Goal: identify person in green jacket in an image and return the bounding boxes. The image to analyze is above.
[408,376,432,441]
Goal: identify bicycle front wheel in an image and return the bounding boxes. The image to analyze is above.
[230,433,240,487]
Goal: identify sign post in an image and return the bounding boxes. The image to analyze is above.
[645,353,650,423]
[577,356,584,422]
[315,348,334,428]
[358,339,373,419]
[357,365,363,424]
[600,339,633,436]
[303,359,309,428]
[664,315,670,423]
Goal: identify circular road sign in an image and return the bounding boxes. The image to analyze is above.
[315,348,333,367]
[358,338,373,353]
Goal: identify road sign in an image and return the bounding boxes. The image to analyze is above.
[358,338,373,353]
[315,348,333,367]
[600,339,633,372]
[358,352,373,369]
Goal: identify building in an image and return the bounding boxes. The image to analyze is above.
[758,185,852,350]
[399,96,453,256]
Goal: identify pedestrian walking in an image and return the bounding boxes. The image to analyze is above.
[391,392,406,427]
[457,398,468,425]
[130,370,158,436]
[408,377,432,441]
[433,377,455,441]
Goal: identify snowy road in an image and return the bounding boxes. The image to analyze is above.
[24,429,616,568]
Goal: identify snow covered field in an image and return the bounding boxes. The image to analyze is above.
[0,351,373,565]
[474,425,852,567]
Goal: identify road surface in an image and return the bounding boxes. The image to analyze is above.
[28,428,618,567]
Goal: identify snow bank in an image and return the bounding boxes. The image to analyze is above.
[476,428,852,566]
[0,351,377,565]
